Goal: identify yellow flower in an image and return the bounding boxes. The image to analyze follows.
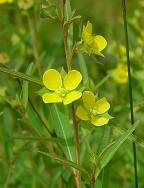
[42,69,82,105]
[76,91,110,126]
[77,21,107,57]
[112,63,128,84]
[18,0,34,10]
[0,0,13,3]
[119,44,135,59]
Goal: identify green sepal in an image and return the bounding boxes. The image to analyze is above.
[40,2,57,19]
[36,87,49,97]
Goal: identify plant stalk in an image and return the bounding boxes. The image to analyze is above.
[61,1,81,187]
[122,0,138,187]
[72,103,82,188]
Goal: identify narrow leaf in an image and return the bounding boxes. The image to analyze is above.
[38,151,90,179]
[96,126,112,188]
[0,67,43,86]
[95,120,139,179]
[110,120,144,149]
[49,104,76,162]
[22,63,33,111]
[77,53,89,87]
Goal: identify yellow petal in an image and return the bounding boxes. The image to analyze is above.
[91,117,109,126]
[93,35,107,51]
[82,30,93,45]
[82,21,94,45]
[64,70,82,90]
[63,91,82,105]
[94,97,110,114]
[92,49,105,57]
[85,21,92,34]
[42,93,62,103]
[82,91,95,110]
[43,69,62,91]
[76,106,89,120]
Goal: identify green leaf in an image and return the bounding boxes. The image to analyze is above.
[38,151,90,179]
[50,105,73,153]
[96,126,112,187]
[110,120,144,149]
[40,3,57,19]
[22,63,33,111]
[0,67,43,86]
[49,167,61,188]
[102,113,113,120]
[95,120,139,179]
[49,104,76,162]
[36,87,49,97]
[77,53,89,88]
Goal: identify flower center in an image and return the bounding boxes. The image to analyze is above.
[90,107,100,119]
[55,87,69,98]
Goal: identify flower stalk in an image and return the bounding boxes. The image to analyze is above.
[60,1,81,187]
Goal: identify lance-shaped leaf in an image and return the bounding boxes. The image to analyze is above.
[38,151,90,179]
[49,104,76,162]
[22,63,33,111]
[110,120,144,149]
[0,66,43,86]
[95,120,139,179]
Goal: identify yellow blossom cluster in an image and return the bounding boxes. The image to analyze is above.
[41,21,111,127]
[42,69,110,126]
[0,0,13,4]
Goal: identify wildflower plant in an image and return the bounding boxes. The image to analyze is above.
[0,0,143,188]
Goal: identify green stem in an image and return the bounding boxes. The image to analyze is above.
[4,162,13,188]
[91,164,96,188]
[122,0,138,187]
[72,103,82,188]
[61,1,81,187]
[62,26,71,71]
[61,0,71,71]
